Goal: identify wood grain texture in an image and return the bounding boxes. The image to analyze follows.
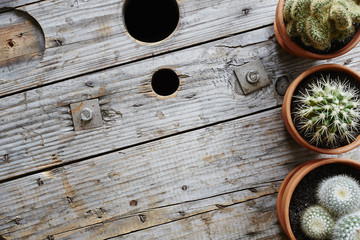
[0,26,279,181]
[0,0,278,96]
[0,9,45,80]
[0,0,43,9]
[2,0,360,239]
[1,107,359,239]
[1,24,360,181]
[0,108,324,239]
[62,193,284,240]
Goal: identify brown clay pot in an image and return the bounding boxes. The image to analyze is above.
[277,158,360,239]
[282,64,360,154]
[274,0,360,59]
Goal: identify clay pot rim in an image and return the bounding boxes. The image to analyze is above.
[274,0,360,59]
[276,159,318,235]
[278,158,360,239]
[282,64,360,154]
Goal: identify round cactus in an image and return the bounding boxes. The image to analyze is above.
[317,175,360,216]
[283,0,360,50]
[293,74,360,147]
[300,205,334,239]
[333,211,360,240]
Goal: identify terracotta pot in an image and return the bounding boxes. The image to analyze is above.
[274,0,360,59]
[282,64,360,154]
[277,158,360,239]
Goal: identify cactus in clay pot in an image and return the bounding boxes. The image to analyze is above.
[316,175,360,216]
[284,0,360,50]
[333,211,360,240]
[300,205,334,239]
[293,74,360,147]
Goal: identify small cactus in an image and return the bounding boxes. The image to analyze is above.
[333,211,360,240]
[316,175,360,216]
[283,0,360,50]
[293,74,360,147]
[300,205,334,239]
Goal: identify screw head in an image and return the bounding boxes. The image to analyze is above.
[275,76,289,96]
[246,70,260,84]
[80,108,93,122]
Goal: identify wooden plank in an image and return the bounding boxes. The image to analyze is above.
[0,1,43,9]
[58,192,284,240]
[0,0,278,96]
[1,108,359,239]
[108,195,285,240]
[1,24,359,181]
[0,26,279,181]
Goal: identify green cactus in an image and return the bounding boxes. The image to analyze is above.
[283,0,360,50]
[333,211,360,240]
[316,175,360,216]
[300,205,334,239]
[293,74,360,147]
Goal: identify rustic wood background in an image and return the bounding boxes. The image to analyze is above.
[1,0,360,239]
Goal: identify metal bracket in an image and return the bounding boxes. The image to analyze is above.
[70,99,103,131]
[234,59,270,95]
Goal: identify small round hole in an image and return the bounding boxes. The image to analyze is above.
[151,69,179,96]
[123,0,180,43]
[7,39,15,48]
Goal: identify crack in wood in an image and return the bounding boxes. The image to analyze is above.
[50,184,280,238]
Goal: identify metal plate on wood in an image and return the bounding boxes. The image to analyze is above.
[234,59,270,95]
[70,99,103,131]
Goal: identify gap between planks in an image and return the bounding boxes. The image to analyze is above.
[0,105,281,185]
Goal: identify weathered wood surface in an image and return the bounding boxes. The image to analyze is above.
[2,107,349,240]
[1,24,358,182]
[0,9,45,81]
[0,0,42,9]
[2,0,360,239]
[0,26,279,181]
[1,107,359,239]
[63,193,284,240]
[0,0,278,96]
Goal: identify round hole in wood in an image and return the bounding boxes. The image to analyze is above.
[7,39,15,48]
[122,0,179,43]
[0,8,45,80]
[151,68,179,96]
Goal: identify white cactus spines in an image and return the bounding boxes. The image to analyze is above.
[293,74,360,147]
[317,175,360,216]
[300,205,334,239]
[333,211,360,240]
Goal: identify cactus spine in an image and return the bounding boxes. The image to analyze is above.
[284,0,360,50]
[300,205,334,239]
[293,74,360,147]
[316,175,360,216]
[333,211,360,240]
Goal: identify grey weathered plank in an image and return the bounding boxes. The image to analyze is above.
[61,193,283,240]
[1,107,359,239]
[0,0,278,96]
[108,194,285,240]
[1,24,359,181]
[0,0,43,9]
